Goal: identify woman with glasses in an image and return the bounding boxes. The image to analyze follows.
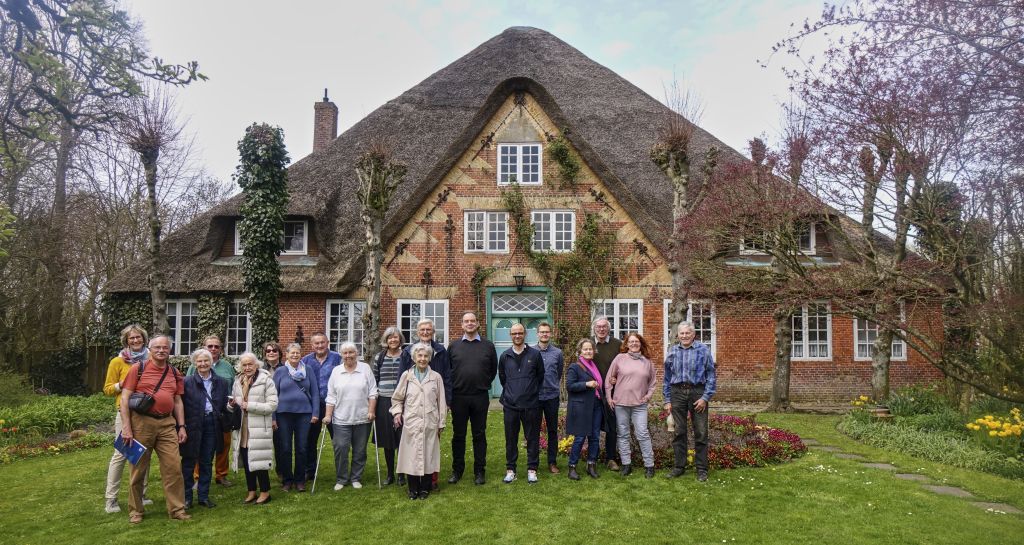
[271,343,320,492]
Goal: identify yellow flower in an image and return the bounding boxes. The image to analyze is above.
[859,395,870,402]
[989,430,998,437]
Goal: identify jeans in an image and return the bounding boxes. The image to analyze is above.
[450,392,490,476]
[615,404,654,467]
[670,384,709,471]
[181,413,218,502]
[503,407,540,471]
[276,412,310,485]
[332,422,371,484]
[568,402,603,466]
[540,397,560,466]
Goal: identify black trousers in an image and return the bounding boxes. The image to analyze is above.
[670,384,709,471]
[503,407,540,471]
[305,404,332,480]
[540,397,560,466]
[603,399,619,462]
[407,474,432,494]
[450,392,490,476]
[240,447,270,492]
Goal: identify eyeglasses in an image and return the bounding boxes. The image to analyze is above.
[265,348,278,353]
[206,344,221,349]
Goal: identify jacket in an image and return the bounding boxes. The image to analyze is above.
[180,372,230,458]
[229,369,278,472]
[497,345,544,410]
[565,361,602,436]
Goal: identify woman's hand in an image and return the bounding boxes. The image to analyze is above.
[367,411,375,422]
[586,380,597,389]
[272,420,278,431]
[240,400,248,411]
[610,377,617,385]
[608,399,616,409]
[393,414,403,428]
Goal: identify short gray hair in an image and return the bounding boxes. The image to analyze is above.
[190,348,213,365]
[416,318,435,329]
[592,315,610,327]
[381,326,405,347]
[285,342,303,354]
[339,341,358,354]
[235,352,264,373]
[410,342,434,361]
[677,321,695,333]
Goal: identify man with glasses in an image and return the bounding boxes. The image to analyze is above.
[533,322,564,474]
[301,332,338,482]
[498,323,544,484]
[447,311,497,486]
[592,316,622,471]
[186,335,236,486]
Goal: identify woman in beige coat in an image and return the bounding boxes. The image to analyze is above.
[391,342,447,500]
[228,352,278,505]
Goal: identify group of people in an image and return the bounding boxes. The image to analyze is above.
[102,313,716,523]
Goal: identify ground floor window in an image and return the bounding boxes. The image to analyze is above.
[663,299,716,359]
[854,303,907,361]
[591,299,642,339]
[792,302,831,360]
[327,300,365,356]
[226,300,251,356]
[165,299,199,356]
[397,299,448,346]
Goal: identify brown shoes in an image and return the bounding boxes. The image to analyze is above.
[128,514,143,524]
[170,511,191,521]
[606,459,620,471]
[549,464,560,474]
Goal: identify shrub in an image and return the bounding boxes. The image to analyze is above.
[0,394,111,442]
[886,384,951,416]
[0,432,109,464]
[899,408,967,435]
[0,370,37,408]
[28,345,87,395]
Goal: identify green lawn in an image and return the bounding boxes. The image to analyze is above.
[2,413,1022,545]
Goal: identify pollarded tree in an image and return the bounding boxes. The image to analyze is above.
[236,123,290,349]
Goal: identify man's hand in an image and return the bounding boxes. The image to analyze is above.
[122,426,134,442]
[177,427,188,444]
[272,420,278,431]
[310,416,319,424]
[664,403,672,413]
[694,399,707,413]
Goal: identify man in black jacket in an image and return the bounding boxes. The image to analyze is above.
[498,323,544,485]
[447,311,497,485]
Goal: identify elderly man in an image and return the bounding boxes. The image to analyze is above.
[447,311,497,485]
[186,335,235,487]
[302,332,339,481]
[399,318,453,489]
[119,335,190,523]
[534,321,564,474]
[498,323,545,484]
[663,321,717,482]
[592,316,622,470]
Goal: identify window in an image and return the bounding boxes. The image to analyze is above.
[327,300,365,356]
[791,302,831,359]
[235,220,309,255]
[464,211,508,253]
[663,299,716,359]
[799,223,816,254]
[592,299,643,339]
[165,300,199,356]
[854,303,907,361]
[492,292,547,314]
[397,299,448,346]
[739,224,815,255]
[498,143,542,185]
[531,210,575,252]
[226,300,251,356]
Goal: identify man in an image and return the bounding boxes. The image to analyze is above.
[186,335,235,487]
[498,323,545,484]
[592,316,622,470]
[663,321,717,482]
[301,332,338,482]
[399,318,452,490]
[119,335,190,523]
[534,322,564,474]
[447,311,497,485]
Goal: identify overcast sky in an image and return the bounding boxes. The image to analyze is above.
[123,0,826,186]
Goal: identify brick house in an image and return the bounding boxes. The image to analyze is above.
[107,27,941,402]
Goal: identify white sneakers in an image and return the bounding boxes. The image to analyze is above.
[351,481,362,489]
[142,498,153,506]
[104,498,120,513]
[527,470,538,484]
[503,470,516,483]
[333,483,344,491]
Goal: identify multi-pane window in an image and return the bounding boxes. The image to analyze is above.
[663,299,716,358]
[327,300,365,356]
[592,299,643,339]
[798,223,816,254]
[165,300,199,356]
[855,303,907,361]
[739,224,815,255]
[235,220,309,255]
[498,143,542,185]
[464,211,508,253]
[791,302,831,359]
[397,300,448,346]
[226,300,251,356]
[531,210,575,252]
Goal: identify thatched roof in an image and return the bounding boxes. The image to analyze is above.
[108,26,744,294]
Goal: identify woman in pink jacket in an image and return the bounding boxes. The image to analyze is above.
[605,333,657,478]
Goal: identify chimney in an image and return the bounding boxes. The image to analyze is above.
[313,88,338,153]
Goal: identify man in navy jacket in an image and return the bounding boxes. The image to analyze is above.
[498,323,544,485]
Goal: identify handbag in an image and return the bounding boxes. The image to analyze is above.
[127,362,171,415]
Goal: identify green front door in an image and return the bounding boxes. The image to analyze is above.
[487,289,549,398]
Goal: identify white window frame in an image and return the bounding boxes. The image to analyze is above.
[791,301,832,360]
[799,223,816,255]
[326,300,366,356]
[463,210,509,254]
[531,210,576,253]
[225,299,252,356]
[497,143,543,185]
[854,302,907,362]
[235,219,309,256]
[739,224,816,256]
[663,299,716,360]
[165,299,199,356]
[397,299,449,347]
[591,299,644,340]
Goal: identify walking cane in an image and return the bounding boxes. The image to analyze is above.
[372,418,382,489]
[310,420,328,495]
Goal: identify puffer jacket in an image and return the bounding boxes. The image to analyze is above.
[229,369,278,472]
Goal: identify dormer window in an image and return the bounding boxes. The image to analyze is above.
[235,220,309,256]
[739,224,815,255]
[498,143,542,185]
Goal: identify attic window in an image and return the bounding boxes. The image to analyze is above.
[498,143,542,185]
[739,224,815,255]
[235,220,309,256]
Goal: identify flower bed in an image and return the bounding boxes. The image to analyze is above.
[0,432,109,464]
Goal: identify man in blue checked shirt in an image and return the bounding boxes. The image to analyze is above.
[663,321,716,482]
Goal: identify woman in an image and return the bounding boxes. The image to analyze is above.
[271,343,319,492]
[391,342,447,500]
[565,338,603,480]
[262,341,284,480]
[102,324,151,513]
[180,349,230,508]
[323,342,378,490]
[227,353,278,505]
[372,327,404,485]
[605,333,658,478]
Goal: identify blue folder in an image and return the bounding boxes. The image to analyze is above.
[114,432,148,465]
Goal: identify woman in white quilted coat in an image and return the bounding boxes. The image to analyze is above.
[228,352,278,505]
[391,342,447,500]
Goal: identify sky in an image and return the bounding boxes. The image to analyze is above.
[122,0,827,187]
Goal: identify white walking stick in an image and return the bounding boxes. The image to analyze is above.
[310,421,328,495]
[372,419,382,489]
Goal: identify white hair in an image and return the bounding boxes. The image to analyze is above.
[339,341,358,354]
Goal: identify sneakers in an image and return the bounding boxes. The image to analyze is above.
[142,497,153,506]
[333,483,344,491]
[351,481,363,489]
[527,470,538,484]
[503,470,516,484]
[104,498,120,514]
[697,469,708,482]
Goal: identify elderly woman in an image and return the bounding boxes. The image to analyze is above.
[271,342,319,492]
[323,342,378,490]
[102,324,151,513]
[227,353,278,505]
[605,333,658,478]
[392,342,447,500]
[372,327,404,485]
[180,349,230,508]
[565,338,603,480]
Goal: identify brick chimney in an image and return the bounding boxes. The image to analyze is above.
[313,89,338,153]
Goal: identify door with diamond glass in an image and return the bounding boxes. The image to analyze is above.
[487,290,549,397]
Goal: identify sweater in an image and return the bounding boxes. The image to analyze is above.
[271,364,320,418]
[448,336,498,396]
[604,353,657,406]
[592,336,622,379]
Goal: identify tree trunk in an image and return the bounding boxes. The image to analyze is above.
[143,149,168,335]
[871,327,894,402]
[769,305,794,411]
[42,120,75,340]
[361,212,384,365]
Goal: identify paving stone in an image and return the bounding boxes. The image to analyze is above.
[834,453,867,460]
[812,446,841,452]
[801,438,820,446]
[970,502,1023,515]
[894,473,931,482]
[860,462,899,471]
[922,485,975,498]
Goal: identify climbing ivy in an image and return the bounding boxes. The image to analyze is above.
[197,293,229,342]
[546,134,581,190]
[470,264,497,316]
[99,293,152,346]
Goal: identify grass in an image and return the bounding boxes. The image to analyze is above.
[1,412,1023,545]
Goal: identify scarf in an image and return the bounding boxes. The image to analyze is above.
[414,366,428,383]
[579,357,603,399]
[286,361,306,381]
[120,347,149,365]
[627,351,643,360]
[239,372,256,448]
